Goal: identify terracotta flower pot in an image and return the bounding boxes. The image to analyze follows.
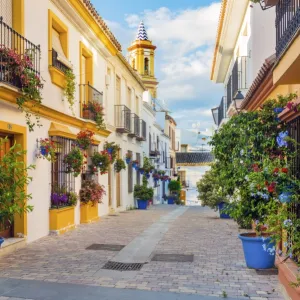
[265,0,279,6]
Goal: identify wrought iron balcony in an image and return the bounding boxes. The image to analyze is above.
[51,49,71,74]
[80,83,103,122]
[150,142,160,157]
[276,0,300,58]
[115,105,131,133]
[0,17,41,89]
[212,97,226,127]
[137,119,147,141]
[232,56,247,99]
[128,113,140,138]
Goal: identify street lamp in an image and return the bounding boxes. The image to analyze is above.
[233,90,244,114]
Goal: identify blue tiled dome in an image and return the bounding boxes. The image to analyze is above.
[136,21,149,41]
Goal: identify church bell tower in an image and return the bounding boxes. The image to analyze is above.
[128,21,159,98]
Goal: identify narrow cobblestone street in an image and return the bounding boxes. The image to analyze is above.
[0,206,283,300]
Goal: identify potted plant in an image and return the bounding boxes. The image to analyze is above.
[0,138,34,242]
[134,176,154,210]
[125,152,132,164]
[209,94,300,269]
[63,147,84,177]
[37,138,56,162]
[80,180,106,223]
[139,167,145,175]
[132,159,139,170]
[115,158,126,173]
[91,150,111,174]
[76,129,95,150]
[103,142,120,163]
[168,180,181,204]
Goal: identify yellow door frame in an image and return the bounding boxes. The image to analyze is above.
[0,121,27,237]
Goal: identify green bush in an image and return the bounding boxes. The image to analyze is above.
[134,175,154,200]
[168,180,181,192]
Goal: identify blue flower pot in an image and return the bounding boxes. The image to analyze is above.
[239,234,276,269]
[107,148,113,154]
[274,107,284,114]
[137,199,148,210]
[0,237,4,248]
[218,202,231,219]
[279,192,293,203]
[126,158,131,164]
[139,169,144,175]
[40,146,48,156]
[168,197,175,205]
[132,163,137,169]
[146,174,150,179]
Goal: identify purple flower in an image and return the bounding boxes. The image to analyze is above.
[51,193,60,206]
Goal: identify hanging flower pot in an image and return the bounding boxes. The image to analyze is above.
[146,173,150,179]
[76,129,95,150]
[273,107,284,114]
[40,145,48,156]
[107,148,113,154]
[103,142,120,163]
[126,157,131,164]
[139,168,145,175]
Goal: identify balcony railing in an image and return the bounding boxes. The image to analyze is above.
[0,17,40,89]
[128,113,140,138]
[232,56,247,99]
[150,142,160,157]
[80,83,103,122]
[212,97,227,127]
[276,0,300,57]
[136,119,146,141]
[51,49,71,74]
[115,105,131,133]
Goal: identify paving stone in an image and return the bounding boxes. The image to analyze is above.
[0,206,283,299]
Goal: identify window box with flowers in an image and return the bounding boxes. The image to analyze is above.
[83,101,106,130]
[79,180,106,223]
[49,191,78,235]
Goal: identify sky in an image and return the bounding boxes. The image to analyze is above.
[91,0,223,146]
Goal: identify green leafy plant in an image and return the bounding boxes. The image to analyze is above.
[80,180,106,205]
[115,158,126,173]
[103,142,120,163]
[63,147,84,177]
[91,150,111,174]
[134,175,154,200]
[0,138,35,229]
[143,155,154,173]
[209,94,300,257]
[168,180,181,192]
[64,68,76,114]
[68,192,78,206]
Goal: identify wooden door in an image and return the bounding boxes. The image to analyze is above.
[0,134,14,238]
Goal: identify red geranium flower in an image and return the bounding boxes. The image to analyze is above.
[281,168,288,174]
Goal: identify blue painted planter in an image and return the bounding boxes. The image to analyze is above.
[139,169,144,175]
[218,202,231,219]
[132,163,137,169]
[146,174,150,179]
[168,197,175,205]
[239,234,276,269]
[137,199,148,210]
[125,158,131,164]
[107,148,113,154]
[0,237,4,248]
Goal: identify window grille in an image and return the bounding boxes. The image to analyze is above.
[50,137,75,209]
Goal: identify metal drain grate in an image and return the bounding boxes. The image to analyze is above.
[255,268,278,275]
[152,254,194,262]
[108,214,119,217]
[102,261,144,271]
[86,244,125,251]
